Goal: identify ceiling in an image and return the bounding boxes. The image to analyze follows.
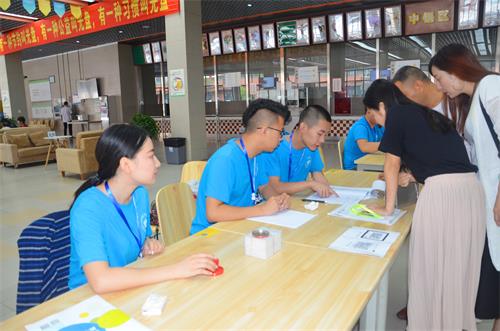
[0,0,404,60]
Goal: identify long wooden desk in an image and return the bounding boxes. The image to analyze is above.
[0,170,413,330]
[354,153,385,172]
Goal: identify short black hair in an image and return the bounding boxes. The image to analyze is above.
[242,99,291,131]
[392,66,431,84]
[63,101,69,106]
[17,116,26,123]
[298,105,332,126]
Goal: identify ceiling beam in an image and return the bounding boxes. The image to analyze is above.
[0,12,38,23]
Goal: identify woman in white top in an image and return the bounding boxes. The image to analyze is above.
[430,43,500,330]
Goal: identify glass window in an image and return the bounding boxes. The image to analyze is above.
[436,28,497,71]
[248,49,281,103]
[216,53,247,116]
[379,34,432,79]
[331,41,376,115]
[142,62,169,116]
[285,44,328,111]
[204,57,216,116]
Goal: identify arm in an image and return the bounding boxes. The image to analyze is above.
[268,176,315,195]
[356,139,381,154]
[205,196,286,222]
[370,153,400,215]
[83,253,217,294]
[494,181,500,227]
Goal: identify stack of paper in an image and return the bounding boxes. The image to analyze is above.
[247,210,316,229]
[305,186,370,205]
[329,203,406,226]
[329,226,400,257]
[25,295,150,331]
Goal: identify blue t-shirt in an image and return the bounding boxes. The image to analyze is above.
[68,186,152,289]
[260,138,324,183]
[343,117,385,170]
[190,139,269,235]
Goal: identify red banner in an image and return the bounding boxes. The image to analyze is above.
[0,0,179,55]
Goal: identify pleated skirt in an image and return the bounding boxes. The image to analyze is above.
[408,173,486,331]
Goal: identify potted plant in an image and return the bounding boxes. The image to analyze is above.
[130,113,159,140]
[130,113,165,162]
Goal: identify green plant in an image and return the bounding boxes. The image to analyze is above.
[131,113,159,140]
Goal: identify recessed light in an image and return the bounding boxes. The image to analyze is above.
[38,49,43,52]
[118,30,124,34]
[247,3,252,7]
[142,25,150,29]
[75,40,80,43]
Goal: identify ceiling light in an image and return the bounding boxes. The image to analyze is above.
[247,3,252,7]
[345,58,371,66]
[76,40,80,43]
[142,25,150,29]
[118,30,124,34]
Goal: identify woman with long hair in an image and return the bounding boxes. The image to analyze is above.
[430,43,500,330]
[68,124,217,293]
[364,79,485,330]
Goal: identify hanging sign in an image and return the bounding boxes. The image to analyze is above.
[0,0,179,55]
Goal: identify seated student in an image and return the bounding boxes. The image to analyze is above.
[17,116,27,127]
[343,108,385,170]
[190,99,291,235]
[69,124,218,293]
[261,105,335,197]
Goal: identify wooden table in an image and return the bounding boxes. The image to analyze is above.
[0,170,413,331]
[355,153,385,172]
[43,135,72,167]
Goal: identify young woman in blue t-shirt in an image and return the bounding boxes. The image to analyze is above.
[68,124,217,293]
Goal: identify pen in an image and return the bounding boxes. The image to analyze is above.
[301,198,325,204]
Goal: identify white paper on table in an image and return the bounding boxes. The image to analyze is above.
[329,226,400,257]
[25,295,150,331]
[247,210,316,229]
[306,185,371,205]
[328,203,406,226]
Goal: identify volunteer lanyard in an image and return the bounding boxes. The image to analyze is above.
[104,181,143,256]
[239,137,258,204]
[288,131,305,180]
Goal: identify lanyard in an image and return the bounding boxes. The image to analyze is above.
[239,137,258,204]
[104,181,143,256]
[288,131,306,181]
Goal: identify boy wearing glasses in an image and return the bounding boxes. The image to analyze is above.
[261,105,335,198]
[190,99,292,235]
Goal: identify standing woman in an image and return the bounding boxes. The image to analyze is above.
[364,79,485,331]
[69,124,217,293]
[430,43,500,330]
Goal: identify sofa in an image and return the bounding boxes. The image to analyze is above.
[0,127,55,168]
[56,130,103,180]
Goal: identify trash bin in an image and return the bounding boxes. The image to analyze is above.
[164,137,186,164]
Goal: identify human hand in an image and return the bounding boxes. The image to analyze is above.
[311,181,335,198]
[366,203,394,216]
[276,193,291,211]
[259,196,282,215]
[141,238,164,257]
[398,172,415,187]
[170,253,218,279]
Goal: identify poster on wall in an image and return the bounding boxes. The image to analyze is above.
[29,79,51,102]
[209,32,221,55]
[151,42,162,63]
[169,69,185,97]
[248,25,262,51]
[297,66,319,84]
[483,0,500,27]
[390,59,421,78]
[347,11,363,40]
[221,30,235,54]
[328,14,345,42]
[31,102,54,119]
[142,44,153,64]
[234,28,248,53]
[296,19,310,45]
[458,0,479,30]
[201,34,209,57]
[365,8,382,39]
[224,72,242,88]
[277,19,309,47]
[262,23,276,49]
[312,16,327,44]
[384,5,402,37]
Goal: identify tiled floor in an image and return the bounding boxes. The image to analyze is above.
[0,140,495,330]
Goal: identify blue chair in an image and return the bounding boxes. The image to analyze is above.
[16,210,70,314]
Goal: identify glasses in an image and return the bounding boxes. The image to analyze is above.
[259,127,289,137]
